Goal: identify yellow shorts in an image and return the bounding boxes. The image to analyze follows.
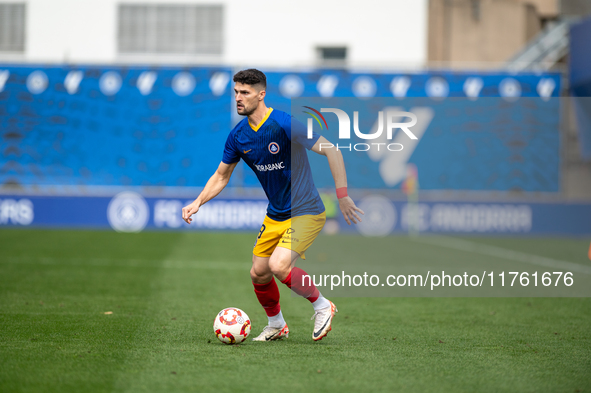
[253,212,326,259]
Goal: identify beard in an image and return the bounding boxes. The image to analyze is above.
[237,103,256,116]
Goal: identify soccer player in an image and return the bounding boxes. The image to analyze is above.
[182,69,363,341]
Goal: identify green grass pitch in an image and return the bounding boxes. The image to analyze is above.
[1,229,590,392]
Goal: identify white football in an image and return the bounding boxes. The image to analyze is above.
[213,307,251,344]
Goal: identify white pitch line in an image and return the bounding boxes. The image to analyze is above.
[0,256,247,271]
[411,236,591,275]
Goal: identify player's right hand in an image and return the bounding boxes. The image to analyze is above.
[182,202,200,224]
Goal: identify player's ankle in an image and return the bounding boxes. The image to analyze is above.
[312,295,330,311]
[268,310,286,328]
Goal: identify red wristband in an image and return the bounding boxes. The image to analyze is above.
[336,187,348,199]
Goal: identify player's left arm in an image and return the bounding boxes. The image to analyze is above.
[311,136,364,225]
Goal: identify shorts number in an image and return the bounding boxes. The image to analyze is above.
[257,224,266,239]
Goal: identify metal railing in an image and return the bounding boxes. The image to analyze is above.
[505,18,578,72]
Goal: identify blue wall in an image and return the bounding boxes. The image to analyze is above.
[0,65,561,191]
[293,97,560,192]
[0,66,232,188]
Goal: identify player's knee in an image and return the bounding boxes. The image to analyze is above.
[268,255,290,278]
[249,266,263,282]
[250,265,272,284]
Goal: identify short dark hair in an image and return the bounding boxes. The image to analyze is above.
[233,69,266,90]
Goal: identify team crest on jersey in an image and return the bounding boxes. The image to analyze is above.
[268,142,280,154]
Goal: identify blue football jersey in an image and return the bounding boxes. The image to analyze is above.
[222,108,325,221]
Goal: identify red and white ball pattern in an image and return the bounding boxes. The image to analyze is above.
[213,308,251,344]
